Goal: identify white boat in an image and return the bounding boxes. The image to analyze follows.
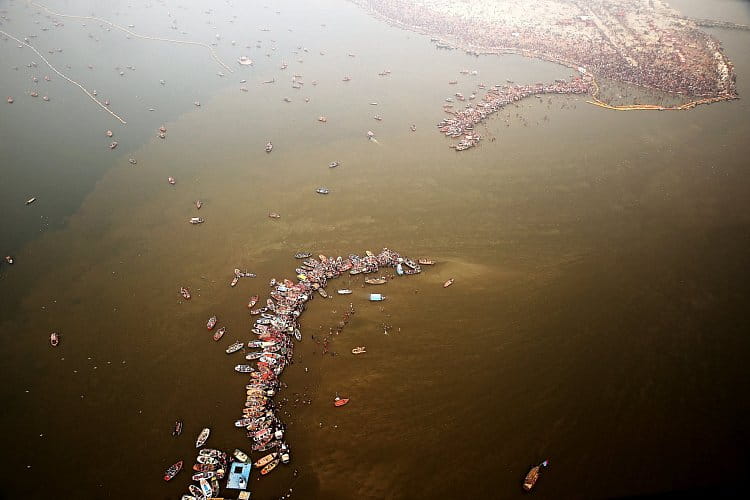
[238,56,253,66]
[195,427,210,448]
[189,217,205,224]
[337,289,352,295]
[265,141,273,153]
[226,342,244,354]
[199,478,213,498]
[233,448,249,462]
[26,197,36,205]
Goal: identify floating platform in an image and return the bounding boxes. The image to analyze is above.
[226,461,252,490]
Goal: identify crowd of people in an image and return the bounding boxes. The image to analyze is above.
[355,0,738,99]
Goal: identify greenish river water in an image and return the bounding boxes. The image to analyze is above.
[1,0,749,498]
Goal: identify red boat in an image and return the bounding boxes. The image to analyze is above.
[49,332,59,347]
[163,460,183,481]
[206,316,217,330]
[247,295,259,309]
[180,287,191,300]
[213,327,226,341]
[334,396,349,407]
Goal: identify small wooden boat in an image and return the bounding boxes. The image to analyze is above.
[189,484,203,497]
[180,287,191,300]
[260,458,280,475]
[334,396,349,407]
[230,276,240,287]
[443,278,454,288]
[337,289,352,295]
[317,288,328,298]
[172,419,183,436]
[245,351,263,360]
[247,295,259,309]
[206,316,217,330]
[213,327,226,341]
[293,329,302,341]
[418,258,435,265]
[225,342,244,354]
[265,141,273,153]
[128,158,137,165]
[189,217,205,224]
[167,177,176,185]
[163,461,183,481]
[254,452,278,468]
[109,141,118,149]
[235,364,254,373]
[49,332,59,347]
[197,455,218,465]
[195,427,210,448]
[268,212,281,219]
[294,252,312,259]
[199,478,213,498]
[235,418,254,428]
[351,346,366,355]
[7,97,14,104]
[403,258,419,270]
[191,471,215,481]
[315,187,330,195]
[193,463,216,472]
[364,278,387,285]
[26,197,36,205]
[195,200,202,209]
[523,460,549,491]
[233,448,249,463]
[328,161,339,168]
[411,124,417,132]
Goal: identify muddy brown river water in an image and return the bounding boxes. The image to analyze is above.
[1,0,749,498]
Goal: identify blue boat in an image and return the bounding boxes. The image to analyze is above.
[227,461,252,490]
[369,293,385,301]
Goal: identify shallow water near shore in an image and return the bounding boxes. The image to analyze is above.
[1,0,750,498]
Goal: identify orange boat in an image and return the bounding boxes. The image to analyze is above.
[260,458,280,475]
[523,460,549,491]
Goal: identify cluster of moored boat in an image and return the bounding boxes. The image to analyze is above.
[437,77,591,151]
[184,248,429,496]
[166,420,292,498]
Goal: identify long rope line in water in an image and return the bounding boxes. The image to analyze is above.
[30,1,233,73]
[0,28,128,124]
